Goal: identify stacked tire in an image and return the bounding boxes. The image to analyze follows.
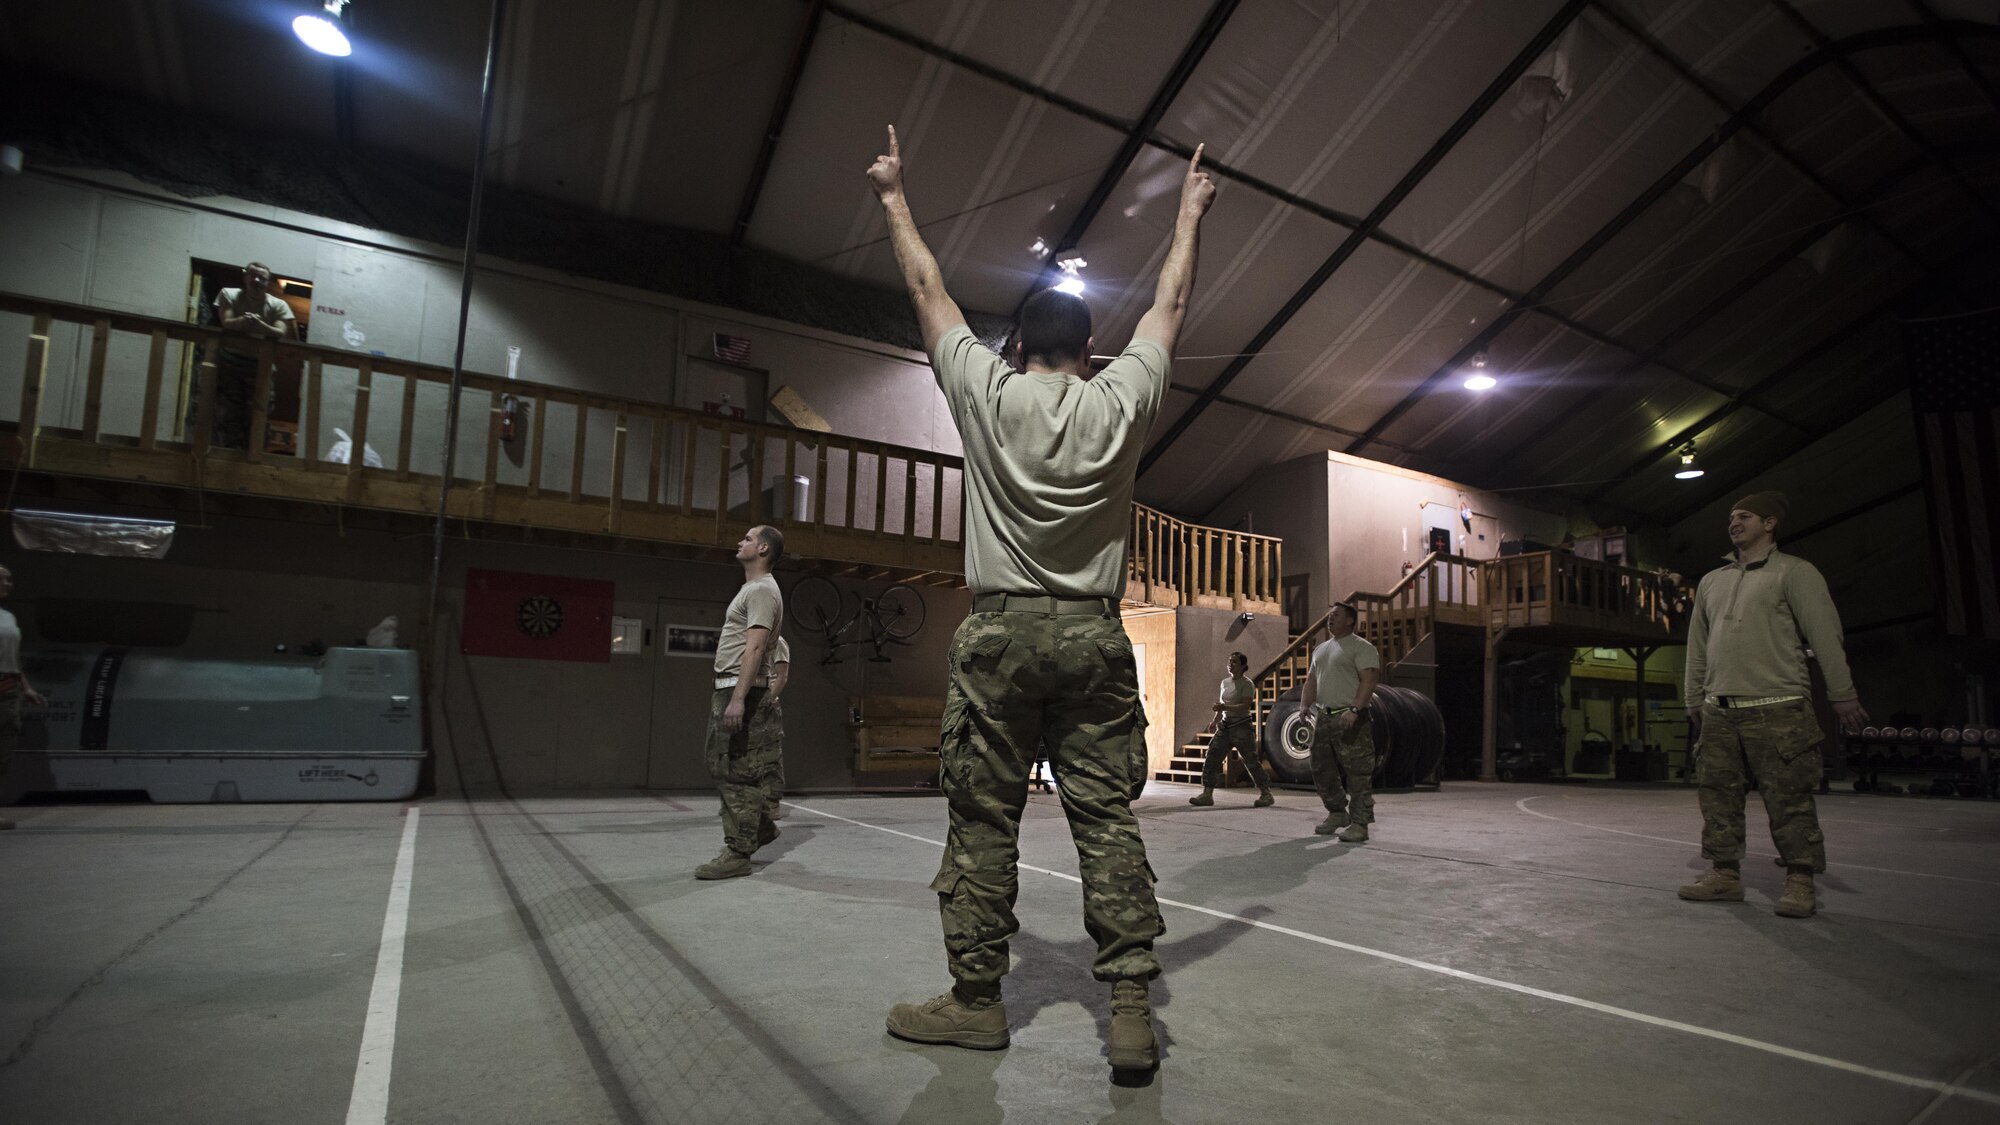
[1261,686,1446,789]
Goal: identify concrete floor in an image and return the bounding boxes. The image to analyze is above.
[2,781,1997,1124]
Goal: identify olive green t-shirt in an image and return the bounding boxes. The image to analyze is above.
[1308,633,1381,712]
[930,325,1170,596]
[713,574,781,680]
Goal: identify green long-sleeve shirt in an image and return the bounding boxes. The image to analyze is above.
[1684,547,1857,704]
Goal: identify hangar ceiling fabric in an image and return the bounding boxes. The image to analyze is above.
[2,0,1995,528]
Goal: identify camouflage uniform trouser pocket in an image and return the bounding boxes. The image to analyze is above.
[1696,701,1826,871]
[705,687,781,857]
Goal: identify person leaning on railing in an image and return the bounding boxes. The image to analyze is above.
[199,261,296,450]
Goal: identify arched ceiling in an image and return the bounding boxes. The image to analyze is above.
[3,0,1996,527]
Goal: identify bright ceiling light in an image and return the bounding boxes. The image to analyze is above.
[1054,253,1086,296]
[1463,372,1496,391]
[1054,276,1086,296]
[1674,442,1705,480]
[294,1,352,57]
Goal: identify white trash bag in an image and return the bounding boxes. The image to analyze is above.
[327,427,384,469]
[365,616,400,648]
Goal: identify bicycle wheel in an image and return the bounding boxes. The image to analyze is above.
[874,582,927,640]
[790,575,847,632]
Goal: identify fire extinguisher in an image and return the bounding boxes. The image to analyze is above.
[500,393,521,443]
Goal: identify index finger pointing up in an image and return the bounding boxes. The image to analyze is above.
[888,124,900,157]
[1190,142,1204,174]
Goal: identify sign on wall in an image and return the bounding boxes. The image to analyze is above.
[462,568,613,662]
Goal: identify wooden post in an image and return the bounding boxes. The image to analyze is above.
[483,390,504,519]
[80,318,109,442]
[608,414,627,532]
[139,329,168,451]
[903,457,917,545]
[844,442,859,532]
[344,359,372,503]
[1481,623,1509,782]
[930,460,944,542]
[678,418,699,514]
[814,442,830,531]
[873,445,888,536]
[715,423,731,535]
[396,376,419,480]
[246,340,274,461]
[17,325,50,468]
[191,357,217,463]
[647,409,666,509]
[527,390,547,499]
[780,430,797,524]
[748,429,766,525]
[1627,646,1657,777]
[303,358,323,464]
[571,402,590,503]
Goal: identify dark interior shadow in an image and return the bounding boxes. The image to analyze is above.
[1173,834,1359,901]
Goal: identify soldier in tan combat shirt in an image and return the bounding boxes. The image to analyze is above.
[1679,491,1869,918]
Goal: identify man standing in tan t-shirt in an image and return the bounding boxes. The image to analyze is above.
[867,126,1215,1074]
[1678,491,1867,918]
[695,525,786,881]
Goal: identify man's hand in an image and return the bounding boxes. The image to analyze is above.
[723,698,747,733]
[1832,699,1869,735]
[1689,708,1703,738]
[866,125,904,201]
[1338,710,1358,733]
[24,687,46,708]
[1179,143,1216,222]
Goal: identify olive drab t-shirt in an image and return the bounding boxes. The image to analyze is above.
[930,325,1170,597]
[714,574,782,681]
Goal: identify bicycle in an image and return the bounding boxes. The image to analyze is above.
[789,575,927,664]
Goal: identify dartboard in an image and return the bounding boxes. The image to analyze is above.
[517,594,564,638]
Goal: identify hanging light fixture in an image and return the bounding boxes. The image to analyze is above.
[1462,352,1495,391]
[294,0,353,57]
[1674,442,1704,480]
[1054,254,1087,297]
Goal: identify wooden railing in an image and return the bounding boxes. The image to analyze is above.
[1483,551,1678,634]
[1127,502,1283,612]
[0,292,965,573]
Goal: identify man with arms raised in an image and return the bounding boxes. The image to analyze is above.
[867,127,1214,1074]
[695,525,786,880]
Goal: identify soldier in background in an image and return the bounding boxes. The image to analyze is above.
[203,261,295,450]
[1298,602,1381,843]
[695,525,786,881]
[1679,491,1867,918]
[867,126,1215,1073]
[1189,651,1274,808]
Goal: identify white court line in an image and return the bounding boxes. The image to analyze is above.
[786,800,2000,1109]
[345,808,421,1125]
[1514,796,2000,886]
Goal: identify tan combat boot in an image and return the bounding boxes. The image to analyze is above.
[1253,791,1275,808]
[1775,870,1817,918]
[1314,812,1347,835]
[1188,790,1215,807]
[1107,979,1158,1072]
[694,850,753,880]
[1338,822,1369,843]
[1676,865,1744,902]
[886,987,1010,1050]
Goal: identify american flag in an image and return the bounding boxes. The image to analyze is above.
[712,332,753,365]
[1902,308,2000,639]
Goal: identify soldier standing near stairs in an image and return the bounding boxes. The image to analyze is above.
[868,126,1215,1074]
[1677,491,1867,919]
[1190,652,1274,807]
[1298,602,1381,843]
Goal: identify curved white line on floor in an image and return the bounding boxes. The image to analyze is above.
[786,800,2000,1109]
[1513,796,1999,886]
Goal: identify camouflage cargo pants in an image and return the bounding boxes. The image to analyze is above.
[1309,711,1378,824]
[705,686,782,858]
[1202,720,1270,791]
[1696,699,1826,872]
[933,609,1164,986]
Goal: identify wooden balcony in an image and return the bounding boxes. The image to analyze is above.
[1481,551,1680,648]
[2,292,966,577]
[1126,502,1283,615]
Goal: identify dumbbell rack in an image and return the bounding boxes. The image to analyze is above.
[1843,725,2000,798]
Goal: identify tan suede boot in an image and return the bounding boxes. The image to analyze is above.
[1314,812,1347,835]
[1338,822,1369,843]
[1775,870,1817,918]
[694,850,753,880]
[887,987,1010,1050]
[1677,865,1744,902]
[1253,791,1274,808]
[1107,979,1157,1072]
[1188,790,1215,807]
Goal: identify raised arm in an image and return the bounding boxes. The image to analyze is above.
[867,125,966,356]
[1132,144,1218,355]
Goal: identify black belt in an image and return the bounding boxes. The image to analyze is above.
[971,592,1118,617]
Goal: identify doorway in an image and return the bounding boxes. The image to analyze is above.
[182,259,313,451]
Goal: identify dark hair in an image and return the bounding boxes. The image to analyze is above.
[753,525,785,563]
[1017,288,1092,367]
[244,261,272,280]
[1228,651,1247,668]
[1331,601,1358,622]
